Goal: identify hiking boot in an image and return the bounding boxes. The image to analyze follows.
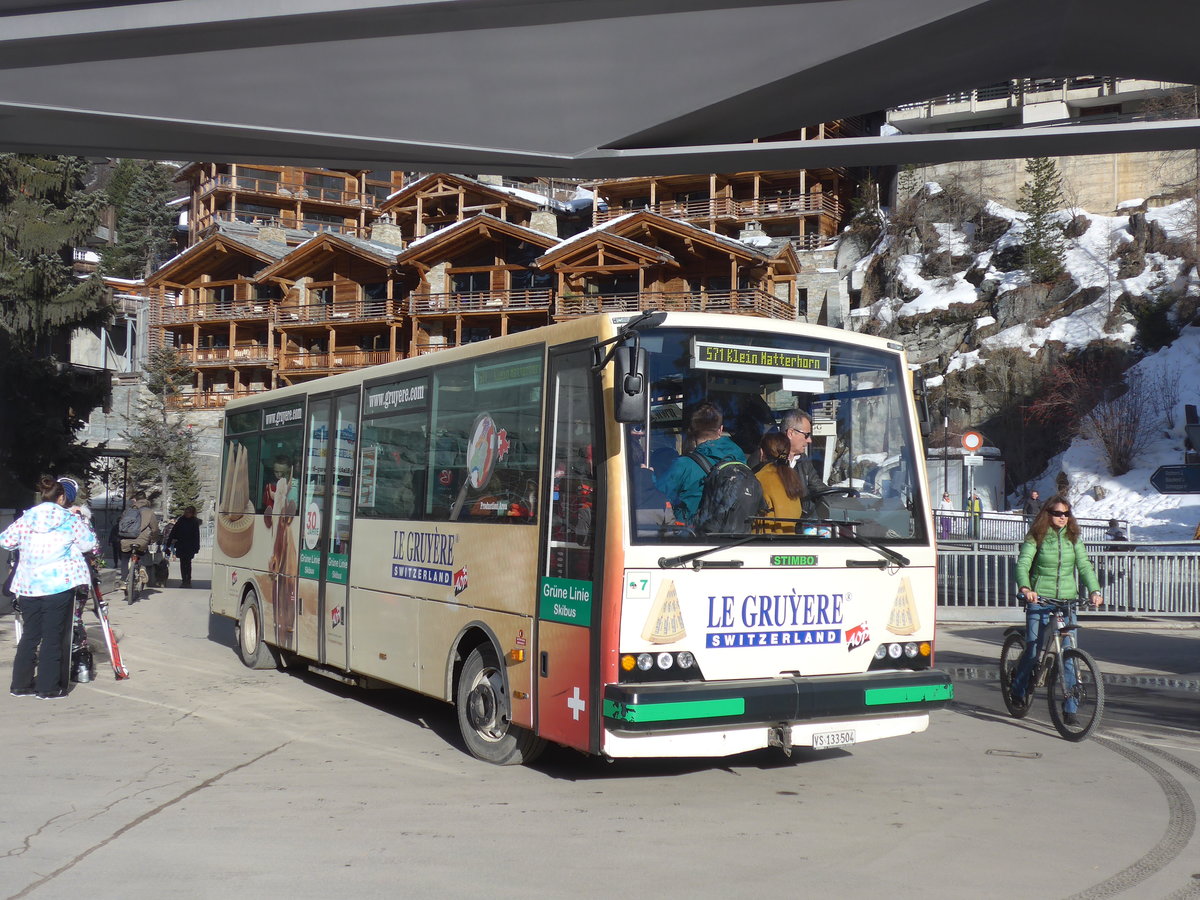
[1064,712,1079,727]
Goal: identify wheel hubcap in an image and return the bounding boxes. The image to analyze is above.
[466,669,506,741]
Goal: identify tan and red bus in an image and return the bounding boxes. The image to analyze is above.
[211,312,951,765]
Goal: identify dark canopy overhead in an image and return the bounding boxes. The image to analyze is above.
[1,0,1198,176]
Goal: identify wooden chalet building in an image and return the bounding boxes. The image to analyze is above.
[150,160,853,408]
[178,163,402,245]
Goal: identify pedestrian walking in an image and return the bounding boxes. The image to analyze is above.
[167,505,202,588]
[1,476,99,699]
[1022,489,1040,519]
[938,491,953,540]
[967,491,983,539]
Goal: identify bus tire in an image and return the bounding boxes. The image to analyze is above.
[236,591,277,670]
[456,645,545,766]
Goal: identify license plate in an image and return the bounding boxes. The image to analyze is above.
[812,729,856,749]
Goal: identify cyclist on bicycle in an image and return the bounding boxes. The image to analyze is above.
[116,492,160,590]
[1012,495,1103,718]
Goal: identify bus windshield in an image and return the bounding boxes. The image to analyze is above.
[628,327,924,544]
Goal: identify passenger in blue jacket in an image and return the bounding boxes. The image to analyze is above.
[658,402,746,524]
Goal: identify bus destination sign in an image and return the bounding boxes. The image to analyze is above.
[692,339,830,379]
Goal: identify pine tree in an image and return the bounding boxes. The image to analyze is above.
[123,345,200,511]
[102,160,178,279]
[0,155,110,494]
[1018,156,1066,283]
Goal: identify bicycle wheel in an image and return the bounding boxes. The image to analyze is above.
[999,632,1033,718]
[1048,648,1104,741]
[126,566,137,604]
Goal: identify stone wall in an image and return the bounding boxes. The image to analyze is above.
[901,151,1192,214]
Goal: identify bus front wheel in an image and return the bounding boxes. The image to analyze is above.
[236,592,277,670]
[456,645,545,766]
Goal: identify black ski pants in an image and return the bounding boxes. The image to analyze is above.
[10,589,74,696]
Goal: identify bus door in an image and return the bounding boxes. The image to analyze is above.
[297,389,360,671]
[536,346,601,752]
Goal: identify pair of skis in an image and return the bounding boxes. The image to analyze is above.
[90,576,129,680]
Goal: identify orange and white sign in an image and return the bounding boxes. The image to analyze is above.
[961,431,983,452]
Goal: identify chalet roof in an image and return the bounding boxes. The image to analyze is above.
[397,213,559,263]
[534,224,675,269]
[146,227,287,285]
[381,172,553,213]
[255,231,403,280]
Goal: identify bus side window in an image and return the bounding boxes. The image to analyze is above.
[548,356,596,580]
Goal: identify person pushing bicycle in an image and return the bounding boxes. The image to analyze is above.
[1011,495,1103,720]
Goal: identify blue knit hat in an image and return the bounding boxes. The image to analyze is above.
[57,477,79,505]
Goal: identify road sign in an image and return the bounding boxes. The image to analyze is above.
[961,431,983,452]
[1149,465,1200,494]
[962,454,983,467]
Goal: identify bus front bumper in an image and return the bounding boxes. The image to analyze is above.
[602,669,953,733]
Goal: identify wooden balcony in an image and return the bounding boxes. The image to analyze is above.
[414,343,457,356]
[154,300,272,325]
[275,298,393,325]
[169,390,254,410]
[194,209,365,239]
[279,349,401,372]
[189,346,272,366]
[199,174,377,209]
[555,289,794,320]
[408,289,553,315]
[594,192,840,224]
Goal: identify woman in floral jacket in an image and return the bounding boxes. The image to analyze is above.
[1,476,97,699]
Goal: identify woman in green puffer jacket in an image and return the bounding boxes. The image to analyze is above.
[1010,495,1103,711]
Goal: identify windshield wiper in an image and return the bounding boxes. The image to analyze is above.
[845,532,910,568]
[658,534,756,569]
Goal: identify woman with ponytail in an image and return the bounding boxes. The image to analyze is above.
[754,431,805,534]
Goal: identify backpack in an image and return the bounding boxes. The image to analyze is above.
[688,451,764,535]
[118,506,143,539]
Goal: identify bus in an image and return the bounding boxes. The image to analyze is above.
[211,312,952,765]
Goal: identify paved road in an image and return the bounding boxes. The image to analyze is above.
[2,565,1199,899]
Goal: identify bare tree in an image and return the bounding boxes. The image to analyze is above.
[1082,372,1158,476]
[1148,366,1182,430]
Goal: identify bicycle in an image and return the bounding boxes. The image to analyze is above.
[123,547,149,605]
[998,597,1105,742]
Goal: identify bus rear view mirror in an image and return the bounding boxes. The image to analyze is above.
[613,345,649,423]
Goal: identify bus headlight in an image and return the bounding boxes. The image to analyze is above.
[636,653,654,671]
[904,642,919,658]
[656,652,673,670]
[887,643,903,659]
[873,644,888,661]
[676,651,695,669]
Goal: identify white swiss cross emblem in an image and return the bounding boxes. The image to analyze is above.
[567,686,586,721]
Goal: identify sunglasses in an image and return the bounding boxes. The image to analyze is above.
[787,427,812,439]
[1049,509,1070,517]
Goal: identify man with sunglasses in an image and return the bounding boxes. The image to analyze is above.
[780,409,828,497]
[1011,497,1103,719]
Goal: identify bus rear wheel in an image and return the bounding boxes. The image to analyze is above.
[236,592,277,670]
[456,645,545,766]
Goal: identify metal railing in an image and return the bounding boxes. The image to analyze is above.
[934,509,1119,543]
[937,542,1200,616]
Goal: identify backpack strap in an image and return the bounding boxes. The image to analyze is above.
[687,450,712,475]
